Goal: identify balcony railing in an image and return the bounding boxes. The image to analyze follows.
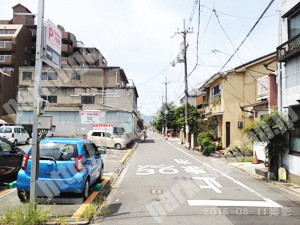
[0,55,14,65]
[209,93,221,103]
[277,32,300,62]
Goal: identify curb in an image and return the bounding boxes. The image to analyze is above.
[110,140,139,186]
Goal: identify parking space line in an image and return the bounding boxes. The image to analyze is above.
[71,177,111,220]
[0,188,15,198]
[120,149,132,163]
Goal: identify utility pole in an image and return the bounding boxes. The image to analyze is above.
[161,95,164,135]
[175,19,192,149]
[30,0,45,203]
[162,77,170,137]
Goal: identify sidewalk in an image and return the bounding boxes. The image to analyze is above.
[168,136,300,198]
[209,152,300,198]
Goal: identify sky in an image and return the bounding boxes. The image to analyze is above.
[1,0,280,117]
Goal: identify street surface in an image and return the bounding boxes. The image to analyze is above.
[101,132,300,225]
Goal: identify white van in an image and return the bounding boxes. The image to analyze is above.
[87,130,126,149]
[0,126,30,145]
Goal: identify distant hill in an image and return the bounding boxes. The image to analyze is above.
[141,114,155,121]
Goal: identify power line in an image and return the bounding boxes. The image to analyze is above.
[188,0,199,28]
[188,0,201,77]
[217,0,275,74]
[200,4,276,20]
[213,9,268,91]
[136,64,171,87]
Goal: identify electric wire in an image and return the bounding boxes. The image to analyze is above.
[217,0,275,74]
[136,64,171,87]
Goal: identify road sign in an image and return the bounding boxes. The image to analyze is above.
[44,19,61,67]
[80,111,106,124]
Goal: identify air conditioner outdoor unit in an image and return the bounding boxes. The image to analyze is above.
[238,121,243,129]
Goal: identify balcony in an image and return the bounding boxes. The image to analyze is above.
[0,55,14,65]
[277,32,300,62]
[62,44,74,55]
[0,41,15,51]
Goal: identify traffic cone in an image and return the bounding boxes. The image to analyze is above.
[252,151,259,164]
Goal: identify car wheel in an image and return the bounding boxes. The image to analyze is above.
[25,138,29,145]
[13,140,18,146]
[115,143,122,150]
[81,179,90,200]
[18,191,29,203]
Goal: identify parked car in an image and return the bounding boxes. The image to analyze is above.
[16,138,105,202]
[0,126,30,145]
[87,130,126,149]
[0,137,24,180]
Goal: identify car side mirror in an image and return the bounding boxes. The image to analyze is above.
[10,146,18,153]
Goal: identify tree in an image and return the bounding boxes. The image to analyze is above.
[174,104,200,133]
[243,111,293,178]
[154,102,177,132]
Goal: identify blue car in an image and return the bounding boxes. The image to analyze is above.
[16,138,105,202]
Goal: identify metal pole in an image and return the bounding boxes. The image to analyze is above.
[30,0,45,203]
[165,77,168,136]
[183,20,190,149]
[277,10,282,114]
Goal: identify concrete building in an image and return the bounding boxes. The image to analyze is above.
[17,66,138,140]
[199,53,277,149]
[277,0,300,185]
[0,4,107,118]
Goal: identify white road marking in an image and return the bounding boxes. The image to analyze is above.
[167,140,282,208]
[188,199,282,207]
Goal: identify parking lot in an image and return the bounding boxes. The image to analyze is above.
[0,138,138,221]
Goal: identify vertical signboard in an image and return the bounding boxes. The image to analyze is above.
[43,19,61,67]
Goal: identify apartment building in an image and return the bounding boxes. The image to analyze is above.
[277,0,300,185]
[0,4,107,118]
[17,66,138,139]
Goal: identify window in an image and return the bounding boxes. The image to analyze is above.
[84,143,93,158]
[211,84,221,101]
[41,72,58,81]
[71,72,81,80]
[92,132,102,137]
[0,140,12,152]
[0,55,5,62]
[28,143,78,161]
[105,132,111,138]
[289,106,300,155]
[0,29,16,34]
[91,143,99,156]
[22,72,32,80]
[289,12,300,39]
[0,41,11,48]
[41,95,57,104]
[81,96,95,104]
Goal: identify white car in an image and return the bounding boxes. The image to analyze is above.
[0,126,30,145]
[87,130,126,149]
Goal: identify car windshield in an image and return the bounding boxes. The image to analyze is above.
[0,127,12,133]
[29,143,78,161]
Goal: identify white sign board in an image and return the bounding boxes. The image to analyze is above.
[80,111,106,124]
[44,19,62,67]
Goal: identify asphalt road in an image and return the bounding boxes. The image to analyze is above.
[101,133,300,225]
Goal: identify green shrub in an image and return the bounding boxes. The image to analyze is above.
[197,132,216,156]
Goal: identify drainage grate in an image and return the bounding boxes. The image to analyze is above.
[151,198,161,202]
